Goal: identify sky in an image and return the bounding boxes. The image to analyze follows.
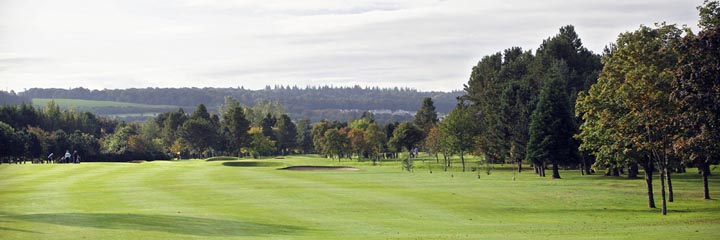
[0,0,704,93]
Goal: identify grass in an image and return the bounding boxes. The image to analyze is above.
[32,98,180,109]
[1,155,719,239]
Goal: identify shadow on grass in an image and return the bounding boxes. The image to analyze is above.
[2,212,307,237]
[222,161,283,168]
[0,226,43,234]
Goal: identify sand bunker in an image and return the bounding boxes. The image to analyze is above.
[278,166,360,171]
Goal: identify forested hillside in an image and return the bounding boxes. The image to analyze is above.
[21,86,462,123]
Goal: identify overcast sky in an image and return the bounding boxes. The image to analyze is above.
[0,0,703,92]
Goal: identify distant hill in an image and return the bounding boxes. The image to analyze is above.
[22,86,463,124]
[0,90,31,105]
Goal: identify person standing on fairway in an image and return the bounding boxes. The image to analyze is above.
[64,150,71,164]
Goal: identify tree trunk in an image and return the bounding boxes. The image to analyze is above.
[642,162,656,208]
[702,161,711,199]
[628,162,639,179]
[460,151,466,172]
[583,161,592,175]
[667,169,674,202]
[612,166,620,177]
[435,153,439,163]
[660,167,667,215]
[540,163,546,177]
[517,159,522,172]
[552,163,561,179]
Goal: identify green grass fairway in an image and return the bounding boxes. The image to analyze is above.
[1,156,719,239]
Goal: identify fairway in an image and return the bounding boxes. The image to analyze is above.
[1,156,719,239]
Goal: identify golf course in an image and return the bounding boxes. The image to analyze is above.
[1,155,718,239]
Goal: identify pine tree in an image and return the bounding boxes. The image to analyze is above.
[526,61,579,179]
[414,97,438,134]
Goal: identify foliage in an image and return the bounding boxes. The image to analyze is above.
[388,122,423,153]
[248,127,275,158]
[274,114,297,154]
[672,0,720,199]
[413,97,438,134]
[322,128,348,159]
[462,26,601,168]
[526,61,580,179]
[295,119,314,154]
[23,86,462,125]
[364,122,386,161]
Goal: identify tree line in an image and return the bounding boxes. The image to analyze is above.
[441,1,719,215]
[19,85,463,124]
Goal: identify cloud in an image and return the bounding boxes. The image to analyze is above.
[0,0,705,92]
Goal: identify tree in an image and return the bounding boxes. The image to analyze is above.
[178,104,220,156]
[322,128,348,160]
[576,24,683,214]
[462,26,600,171]
[698,0,720,29]
[248,127,275,158]
[526,61,580,179]
[388,122,423,158]
[349,118,371,131]
[439,103,479,172]
[311,120,332,155]
[260,113,277,143]
[295,119,314,154]
[347,128,367,160]
[220,97,251,156]
[0,121,16,163]
[672,0,720,200]
[190,104,211,121]
[423,126,444,163]
[414,97,438,134]
[160,108,187,148]
[364,122,386,164]
[275,114,297,155]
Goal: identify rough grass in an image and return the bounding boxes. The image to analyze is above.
[1,155,718,239]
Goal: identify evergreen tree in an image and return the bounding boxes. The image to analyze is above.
[221,97,250,156]
[526,61,580,179]
[275,114,297,155]
[261,113,277,141]
[414,97,438,134]
[295,119,314,154]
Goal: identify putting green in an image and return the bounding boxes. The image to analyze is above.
[1,156,718,239]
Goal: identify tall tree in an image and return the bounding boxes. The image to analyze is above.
[0,121,16,163]
[439,102,480,172]
[672,0,720,200]
[179,104,219,156]
[414,97,438,134]
[275,114,297,155]
[576,24,683,214]
[295,119,314,154]
[388,122,424,158]
[311,120,332,155]
[190,104,211,121]
[322,128,347,160]
[423,126,444,163]
[220,97,251,156]
[526,61,580,179]
[261,113,277,142]
[364,122,386,164]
